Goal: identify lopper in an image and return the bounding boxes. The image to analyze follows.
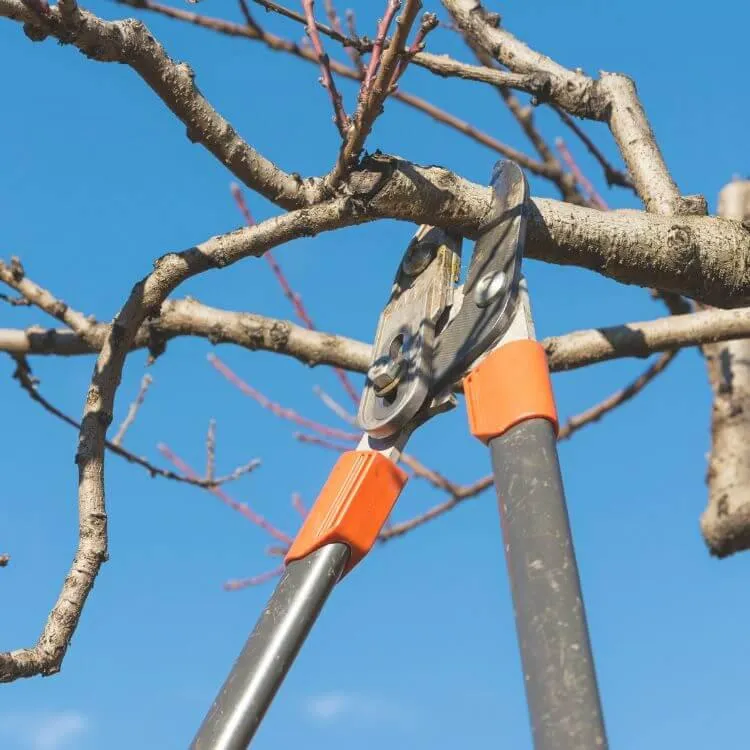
[191,160,608,750]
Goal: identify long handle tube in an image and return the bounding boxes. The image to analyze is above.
[191,542,350,750]
[489,418,608,750]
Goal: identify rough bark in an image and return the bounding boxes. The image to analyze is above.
[701,180,750,556]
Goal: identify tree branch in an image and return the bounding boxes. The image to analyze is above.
[0,0,320,208]
[113,0,560,184]
[9,355,257,489]
[0,200,352,683]
[442,0,684,214]
[701,179,750,557]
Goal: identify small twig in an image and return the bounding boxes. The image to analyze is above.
[392,11,438,85]
[0,293,31,307]
[322,0,342,35]
[224,565,285,590]
[213,459,263,485]
[344,9,365,72]
[555,137,608,210]
[9,356,239,489]
[294,431,350,452]
[361,0,400,99]
[208,353,361,441]
[558,350,678,439]
[111,373,153,446]
[291,492,308,518]
[237,0,263,34]
[230,184,361,405]
[158,444,292,544]
[266,545,288,557]
[313,385,357,425]
[398,452,459,493]
[0,257,97,345]
[553,106,633,191]
[302,0,349,135]
[206,418,216,482]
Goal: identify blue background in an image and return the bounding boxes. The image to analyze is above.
[1,1,749,748]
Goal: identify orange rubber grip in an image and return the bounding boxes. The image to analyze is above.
[463,339,558,443]
[285,450,408,575]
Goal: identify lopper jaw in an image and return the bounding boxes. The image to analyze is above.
[358,159,531,441]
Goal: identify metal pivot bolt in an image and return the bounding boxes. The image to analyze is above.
[367,334,406,397]
[474,271,507,308]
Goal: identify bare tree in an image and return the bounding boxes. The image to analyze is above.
[2,0,750,689]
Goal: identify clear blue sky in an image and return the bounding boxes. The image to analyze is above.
[2,1,749,748]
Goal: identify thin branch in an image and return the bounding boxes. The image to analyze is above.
[291,492,308,519]
[361,0,401,98]
[557,350,678,438]
[206,419,216,482]
[313,385,358,425]
[555,137,608,210]
[237,0,262,34]
[0,257,98,344]
[9,356,244,489]
[208,353,361,441]
[224,565,285,590]
[0,292,31,307]
[157,444,292,544]
[553,106,633,190]
[344,8,365,72]
[294,431,349,452]
[302,0,349,135]
[111,373,153,446]
[231,183,361,405]
[392,11,439,85]
[398,452,458,493]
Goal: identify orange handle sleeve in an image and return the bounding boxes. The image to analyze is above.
[285,451,409,575]
[463,339,558,443]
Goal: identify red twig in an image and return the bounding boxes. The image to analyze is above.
[208,353,361,442]
[302,0,349,135]
[392,11,438,85]
[294,431,350,452]
[312,385,357,424]
[230,184,361,406]
[224,565,284,590]
[266,545,288,557]
[555,137,608,210]
[360,0,400,101]
[157,443,293,545]
[291,492,308,518]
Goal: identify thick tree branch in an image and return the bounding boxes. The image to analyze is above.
[0,0,320,208]
[5,293,750,378]
[701,179,750,557]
